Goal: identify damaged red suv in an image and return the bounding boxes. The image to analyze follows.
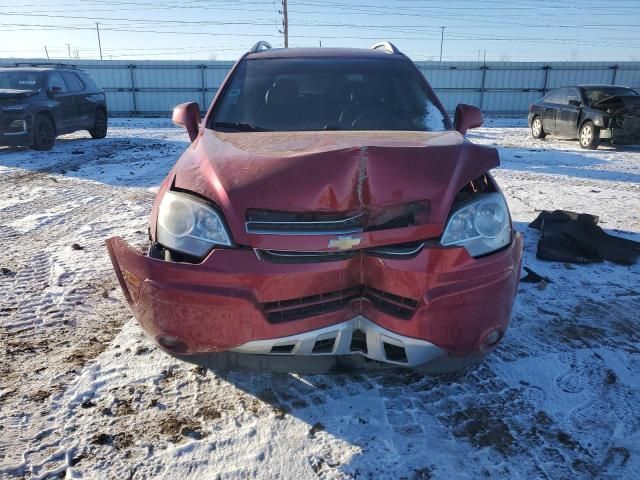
[106,41,523,372]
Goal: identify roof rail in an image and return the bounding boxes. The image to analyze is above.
[370,42,400,54]
[249,41,272,54]
[13,62,79,69]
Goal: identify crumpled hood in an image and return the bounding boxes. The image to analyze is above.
[168,129,500,250]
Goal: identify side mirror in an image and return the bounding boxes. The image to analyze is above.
[568,99,581,107]
[454,104,484,135]
[172,102,201,142]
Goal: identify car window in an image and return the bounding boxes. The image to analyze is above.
[584,86,638,106]
[61,72,84,92]
[0,70,45,90]
[211,57,448,132]
[79,72,101,91]
[565,88,581,105]
[48,72,67,92]
[544,88,566,105]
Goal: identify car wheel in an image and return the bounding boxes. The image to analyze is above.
[89,109,108,139]
[531,116,546,139]
[579,121,600,149]
[31,114,55,151]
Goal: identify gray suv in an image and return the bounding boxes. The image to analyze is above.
[0,63,107,150]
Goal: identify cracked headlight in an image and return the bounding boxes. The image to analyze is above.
[441,192,511,257]
[157,191,232,257]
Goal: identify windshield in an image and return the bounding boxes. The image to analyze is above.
[210,57,449,132]
[0,70,45,91]
[584,86,638,105]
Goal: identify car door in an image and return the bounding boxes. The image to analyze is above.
[46,72,74,133]
[61,71,88,130]
[556,87,582,137]
[541,88,565,133]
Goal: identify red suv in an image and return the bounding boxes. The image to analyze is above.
[107,42,523,372]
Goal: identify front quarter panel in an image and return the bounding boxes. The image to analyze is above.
[582,108,606,128]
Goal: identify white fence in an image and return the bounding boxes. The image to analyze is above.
[3,58,640,116]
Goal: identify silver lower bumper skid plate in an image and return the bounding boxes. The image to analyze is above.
[231,316,445,367]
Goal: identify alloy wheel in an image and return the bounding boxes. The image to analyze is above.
[580,124,592,147]
[532,118,542,137]
[38,121,54,148]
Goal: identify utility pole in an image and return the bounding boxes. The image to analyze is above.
[66,43,71,59]
[282,0,288,48]
[44,45,50,60]
[96,22,103,61]
[439,26,445,62]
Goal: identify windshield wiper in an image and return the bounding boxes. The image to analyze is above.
[322,124,348,130]
[213,121,272,132]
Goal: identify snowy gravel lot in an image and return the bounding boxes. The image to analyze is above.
[1,117,639,479]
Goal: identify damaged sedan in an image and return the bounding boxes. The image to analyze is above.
[529,85,640,149]
[106,41,523,373]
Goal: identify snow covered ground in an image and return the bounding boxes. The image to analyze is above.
[1,118,639,479]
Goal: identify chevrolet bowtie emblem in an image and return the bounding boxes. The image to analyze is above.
[328,236,362,250]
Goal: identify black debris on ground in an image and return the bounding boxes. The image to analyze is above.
[309,422,326,438]
[562,220,640,266]
[520,267,552,284]
[529,210,640,265]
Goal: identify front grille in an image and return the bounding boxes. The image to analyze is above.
[246,210,364,235]
[256,241,426,264]
[257,249,357,263]
[263,286,362,323]
[362,286,418,320]
[246,203,428,236]
[261,285,418,323]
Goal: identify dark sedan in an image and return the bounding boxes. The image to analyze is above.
[528,85,640,149]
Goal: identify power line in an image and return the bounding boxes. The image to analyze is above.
[2,9,638,30]
[2,0,640,60]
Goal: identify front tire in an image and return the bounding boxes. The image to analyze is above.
[31,114,55,151]
[531,116,546,139]
[579,121,600,149]
[89,109,108,139]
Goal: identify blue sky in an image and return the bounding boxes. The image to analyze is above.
[1,0,639,62]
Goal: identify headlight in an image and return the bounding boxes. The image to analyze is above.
[157,191,232,257]
[440,192,511,257]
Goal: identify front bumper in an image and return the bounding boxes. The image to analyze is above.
[601,116,640,144]
[0,113,31,146]
[106,233,523,367]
